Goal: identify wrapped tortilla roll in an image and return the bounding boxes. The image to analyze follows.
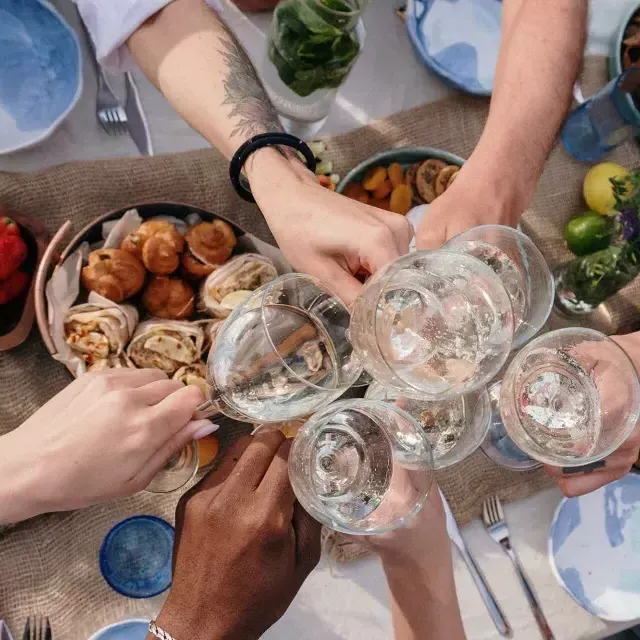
[87,353,136,372]
[127,320,205,375]
[198,254,278,318]
[193,318,224,352]
[172,362,209,396]
[64,293,138,372]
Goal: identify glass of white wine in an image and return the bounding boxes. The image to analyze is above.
[365,381,490,469]
[443,225,554,348]
[349,250,514,400]
[289,399,434,534]
[201,273,362,423]
[500,328,640,467]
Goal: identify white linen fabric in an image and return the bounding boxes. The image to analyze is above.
[76,0,222,71]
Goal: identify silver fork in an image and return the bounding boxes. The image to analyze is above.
[483,495,555,640]
[23,616,52,640]
[76,10,128,135]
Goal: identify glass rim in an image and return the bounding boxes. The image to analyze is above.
[501,327,640,467]
[369,249,514,397]
[259,273,361,392]
[144,439,199,494]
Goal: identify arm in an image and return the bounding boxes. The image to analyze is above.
[417,0,587,248]
[361,488,466,640]
[126,0,411,303]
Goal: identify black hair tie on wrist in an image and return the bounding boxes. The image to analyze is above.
[229,132,317,203]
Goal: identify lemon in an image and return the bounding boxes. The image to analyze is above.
[583,163,630,215]
[564,212,611,256]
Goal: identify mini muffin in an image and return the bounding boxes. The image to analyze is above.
[81,249,146,302]
[182,220,237,278]
[143,276,195,320]
[121,220,184,275]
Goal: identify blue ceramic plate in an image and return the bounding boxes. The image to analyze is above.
[88,620,150,640]
[0,0,82,154]
[405,0,502,96]
[549,473,640,622]
[99,516,174,599]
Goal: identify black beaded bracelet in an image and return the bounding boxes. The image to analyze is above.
[229,132,317,203]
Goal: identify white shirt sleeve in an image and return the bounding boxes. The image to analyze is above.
[76,0,223,72]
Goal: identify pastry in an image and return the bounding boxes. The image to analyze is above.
[87,353,136,372]
[143,276,195,320]
[416,159,447,204]
[434,165,460,197]
[65,294,138,370]
[81,249,145,302]
[199,254,278,318]
[121,220,184,275]
[127,320,205,374]
[182,220,237,278]
[193,318,224,351]
[172,362,209,396]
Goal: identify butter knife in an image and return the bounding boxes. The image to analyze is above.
[124,71,154,156]
[440,489,513,638]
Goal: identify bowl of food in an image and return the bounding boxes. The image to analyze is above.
[0,208,49,351]
[337,147,465,217]
[34,203,289,395]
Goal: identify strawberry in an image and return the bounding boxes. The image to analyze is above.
[0,233,27,279]
[0,216,21,237]
[0,270,30,304]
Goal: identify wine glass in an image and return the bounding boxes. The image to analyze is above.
[499,328,640,467]
[288,399,434,534]
[365,381,491,469]
[443,225,554,348]
[145,440,200,493]
[202,273,362,423]
[349,250,514,400]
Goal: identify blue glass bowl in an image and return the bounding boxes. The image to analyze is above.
[99,516,174,599]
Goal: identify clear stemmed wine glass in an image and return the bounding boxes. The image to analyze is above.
[145,440,200,494]
[288,399,434,534]
[365,381,491,469]
[443,225,554,349]
[200,273,362,423]
[349,250,514,400]
[499,328,640,467]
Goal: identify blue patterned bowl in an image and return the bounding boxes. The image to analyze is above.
[549,473,640,621]
[0,0,83,154]
[405,0,502,96]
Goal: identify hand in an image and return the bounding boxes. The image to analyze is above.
[248,150,413,304]
[416,159,522,250]
[544,332,640,497]
[0,369,208,522]
[155,429,321,640]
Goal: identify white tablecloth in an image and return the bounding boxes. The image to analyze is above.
[2,1,640,638]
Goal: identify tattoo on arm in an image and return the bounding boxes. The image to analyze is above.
[218,29,283,139]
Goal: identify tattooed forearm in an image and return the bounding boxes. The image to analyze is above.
[218,29,283,139]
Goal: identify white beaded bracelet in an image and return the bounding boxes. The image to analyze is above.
[149,621,177,640]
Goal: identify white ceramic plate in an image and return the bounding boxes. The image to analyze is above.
[88,619,150,640]
[549,473,640,622]
[0,0,83,155]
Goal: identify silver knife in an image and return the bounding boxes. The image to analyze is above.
[440,489,513,638]
[124,71,154,156]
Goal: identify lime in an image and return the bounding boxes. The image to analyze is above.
[583,162,630,215]
[564,212,612,256]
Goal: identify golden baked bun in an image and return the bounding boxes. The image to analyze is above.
[143,276,195,319]
[81,249,145,302]
[121,220,184,275]
[183,220,237,277]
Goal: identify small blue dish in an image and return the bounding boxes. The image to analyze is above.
[405,0,502,96]
[99,516,174,599]
[0,0,83,154]
[88,619,150,640]
[549,473,640,622]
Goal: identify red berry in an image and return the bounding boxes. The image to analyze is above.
[0,270,30,304]
[0,216,21,237]
[0,234,27,279]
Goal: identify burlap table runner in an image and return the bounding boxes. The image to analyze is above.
[1,56,640,636]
